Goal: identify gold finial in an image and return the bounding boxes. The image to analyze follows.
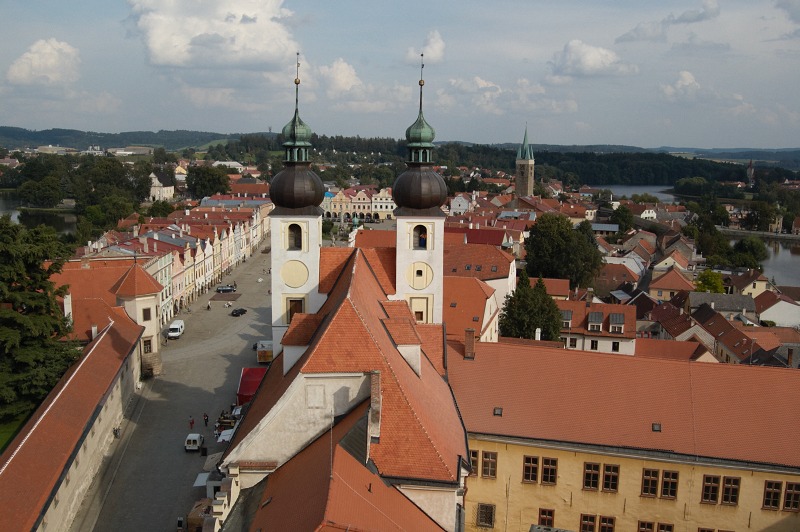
[295,52,301,85]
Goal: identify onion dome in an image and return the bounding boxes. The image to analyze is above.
[392,56,447,214]
[270,54,324,212]
[270,165,324,210]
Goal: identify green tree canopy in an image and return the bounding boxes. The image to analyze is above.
[186,165,230,198]
[499,272,562,341]
[0,216,79,422]
[694,270,725,293]
[526,213,603,289]
[609,205,634,233]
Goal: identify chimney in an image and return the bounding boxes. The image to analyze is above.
[368,371,382,441]
[711,302,715,309]
[788,349,794,367]
[465,328,476,359]
[535,328,541,341]
[91,324,98,339]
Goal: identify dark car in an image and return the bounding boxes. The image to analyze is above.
[231,308,247,317]
[216,285,236,293]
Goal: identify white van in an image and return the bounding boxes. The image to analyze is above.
[167,320,185,339]
[184,433,204,452]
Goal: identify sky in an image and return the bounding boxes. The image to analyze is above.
[1,1,800,149]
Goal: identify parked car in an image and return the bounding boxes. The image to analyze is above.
[231,308,247,317]
[216,285,236,293]
[167,319,185,339]
[184,433,204,452]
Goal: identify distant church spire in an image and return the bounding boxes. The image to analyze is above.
[517,124,534,161]
[515,124,535,197]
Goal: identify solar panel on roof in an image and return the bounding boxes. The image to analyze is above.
[609,313,625,324]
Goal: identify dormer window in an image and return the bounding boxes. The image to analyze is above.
[609,313,625,334]
[588,311,603,332]
[413,225,428,250]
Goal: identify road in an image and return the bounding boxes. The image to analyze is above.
[70,249,273,532]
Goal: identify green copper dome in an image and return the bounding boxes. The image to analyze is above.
[282,108,313,148]
[405,109,435,148]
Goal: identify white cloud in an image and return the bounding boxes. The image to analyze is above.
[6,39,81,86]
[617,0,720,43]
[406,30,446,63]
[126,0,297,68]
[661,70,701,102]
[549,40,638,78]
[318,58,364,99]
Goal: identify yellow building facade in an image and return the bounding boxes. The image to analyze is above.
[465,434,800,532]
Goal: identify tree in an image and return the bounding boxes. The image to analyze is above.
[0,216,79,422]
[609,205,634,233]
[526,213,603,289]
[499,272,562,341]
[147,200,175,218]
[186,165,230,198]
[695,270,725,293]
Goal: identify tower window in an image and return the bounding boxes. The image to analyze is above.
[288,223,302,250]
[413,225,428,250]
[287,298,304,324]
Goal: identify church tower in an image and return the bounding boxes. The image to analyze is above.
[515,125,535,197]
[269,55,326,359]
[392,56,448,324]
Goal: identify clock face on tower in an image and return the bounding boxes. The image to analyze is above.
[281,260,309,288]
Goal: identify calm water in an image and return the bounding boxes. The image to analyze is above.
[605,185,677,204]
[0,191,76,233]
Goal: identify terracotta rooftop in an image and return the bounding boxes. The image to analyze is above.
[443,243,513,281]
[635,338,708,361]
[0,310,143,532]
[443,276,496,339]
[224,249,467,484]
[649,267,695,291]
[109,263,163,298]
[447,340,800,469]
[244,401,444,531]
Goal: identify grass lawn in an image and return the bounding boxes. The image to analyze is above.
[0,416,27,453]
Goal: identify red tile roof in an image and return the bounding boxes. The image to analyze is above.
[443,277,495,339]
[535,278,570,299]
[249,401,444,531]
[443,243,513,281]
[0,309,143,531]
[557,300,636,339]
[353,229,396,248]
[635,338,707,361]
[109,263,163,297]
[226,249,467,484]
[448,340,800,468]
[649,267,695,291]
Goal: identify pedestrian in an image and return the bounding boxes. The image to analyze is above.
[189,416,195,430]
[207,301,211,310]
[233,281,237,289]
[203,413,209,427]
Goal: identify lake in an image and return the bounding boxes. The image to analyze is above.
[0,191,76,234]
[604,185,677,204]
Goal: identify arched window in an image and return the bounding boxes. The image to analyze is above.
[288,223,302,250]
[413,224,428,250]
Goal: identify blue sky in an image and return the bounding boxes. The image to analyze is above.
[2,1,799,149]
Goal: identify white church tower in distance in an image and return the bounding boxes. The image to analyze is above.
[392,56,448,324]
[269,56,326,360]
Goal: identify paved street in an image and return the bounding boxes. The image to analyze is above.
[70,248,274,532]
